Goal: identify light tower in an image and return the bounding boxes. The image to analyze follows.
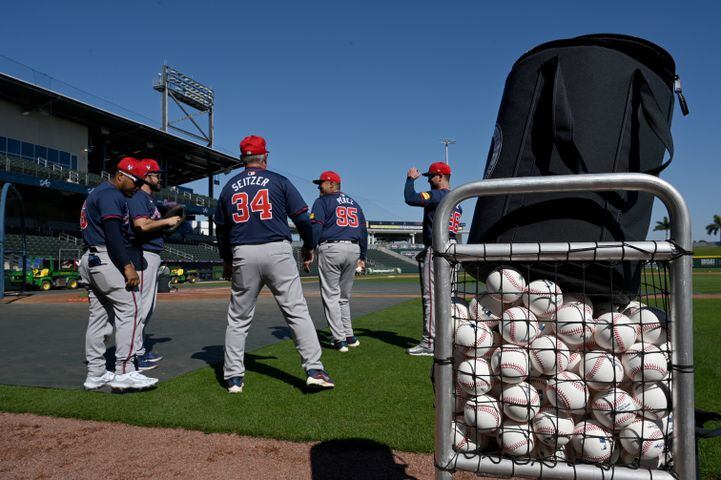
[441,138,456,164]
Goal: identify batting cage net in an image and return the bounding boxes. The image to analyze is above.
[450,259,674,472]
[432,174,694,480]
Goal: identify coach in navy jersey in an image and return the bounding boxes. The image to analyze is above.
[214,135,334,393]
[404,162,462,356]
[79,157,159,391]
[305,171,367,352]
[127,158,183,372]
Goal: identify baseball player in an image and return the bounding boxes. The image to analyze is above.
[214,135,334,393]
[126,158,183,372]
[79,157,159,391]
[404,162,462,356]
[305,171,367,352]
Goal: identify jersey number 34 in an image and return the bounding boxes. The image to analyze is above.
[232,189,273,223]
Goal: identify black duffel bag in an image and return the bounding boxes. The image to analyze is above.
[467,34,688,301]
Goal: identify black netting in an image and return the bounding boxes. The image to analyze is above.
[449,259,674,474]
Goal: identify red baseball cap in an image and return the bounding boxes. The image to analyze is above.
[312,171,341,184]
[422,161,451,177]
[117,157,140,180]
[239,135,268,156]
[139,158,164,175]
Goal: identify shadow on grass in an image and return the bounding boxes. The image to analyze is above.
[310,438,418,479]
[352,328,418,349]
[190,345,325,394]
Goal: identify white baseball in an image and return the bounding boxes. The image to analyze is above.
[485,266,526,303]
[523,279,563,318]
[546,371,588,413]
[532,407,574,447]
[593,312,637,353]
[564,293,594,317]
[534,443,568,460]
[464,395,502,432]
[571,420,615,463]
[554,303,594,347]
[619,450,665,468]
[621,343,668,382]
[654,412,673,436]
[452,420,488,453]
[529,335,570,376]
[580,350,625,391]
[622,300,646,316]
[632,382,670,420]
[497,420,535,457]
[451,297,470,322]
[454,322,493,357]
[490,345,530,384]
[501,306,539,346]
[501,381,541,422]
[468,292,503,328]
[527,376,548,406]
[626,306,665,345]
[658,341,672,363]
[590,387,640,430]
[481,330,502,361]
[456,358,493,396]
[619,419,665,460]
[566,351,583,375]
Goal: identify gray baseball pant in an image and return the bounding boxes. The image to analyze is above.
[224,240,324,380]
[317,242,360,342]
[135,251,161,357]
[79,249,140,376]
[418,246,434,348]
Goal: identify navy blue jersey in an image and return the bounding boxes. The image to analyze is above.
[80,181,132,248]
[404,178,462,246]
[214,167,309,246]
[127,190,164,253]
[310,192,368,259]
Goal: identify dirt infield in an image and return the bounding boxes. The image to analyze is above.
[0,413,487,480]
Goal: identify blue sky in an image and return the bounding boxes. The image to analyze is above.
[2,1,720,241]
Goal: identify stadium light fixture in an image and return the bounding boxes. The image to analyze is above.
[441,138,456,164]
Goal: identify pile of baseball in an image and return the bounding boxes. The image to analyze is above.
[451,265,673,469]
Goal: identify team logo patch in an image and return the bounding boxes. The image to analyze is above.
[421,192,431,200]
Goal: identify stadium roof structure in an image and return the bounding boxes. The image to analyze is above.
[0,72,242,185]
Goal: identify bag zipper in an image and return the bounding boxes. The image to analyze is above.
[674,75,690,116]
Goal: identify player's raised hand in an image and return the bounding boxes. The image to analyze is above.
[407,167,421,179]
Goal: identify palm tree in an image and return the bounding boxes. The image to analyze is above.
[653,216,671,239]
[706,214,721,245]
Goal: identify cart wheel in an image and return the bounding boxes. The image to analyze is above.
[188,276,197,284]
[41,280,52,291]
[67,279,79,289]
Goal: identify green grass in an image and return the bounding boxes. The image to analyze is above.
[0,301,435,451]
[1,299,720,477]
[694,245,721,257]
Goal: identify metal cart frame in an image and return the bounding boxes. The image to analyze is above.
[432,173,694,480]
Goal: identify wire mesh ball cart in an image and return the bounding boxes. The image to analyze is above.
[432,173,694,480]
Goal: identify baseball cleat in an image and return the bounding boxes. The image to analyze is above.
[137,358,159,372]
[83,370,115,390]
[109,371,158,391]
[142,352,163,363]
[227,376,244,393]
[306,369,335,388]
[346,336,360,348]
[333,340,349,353]
[406,343,434,356]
